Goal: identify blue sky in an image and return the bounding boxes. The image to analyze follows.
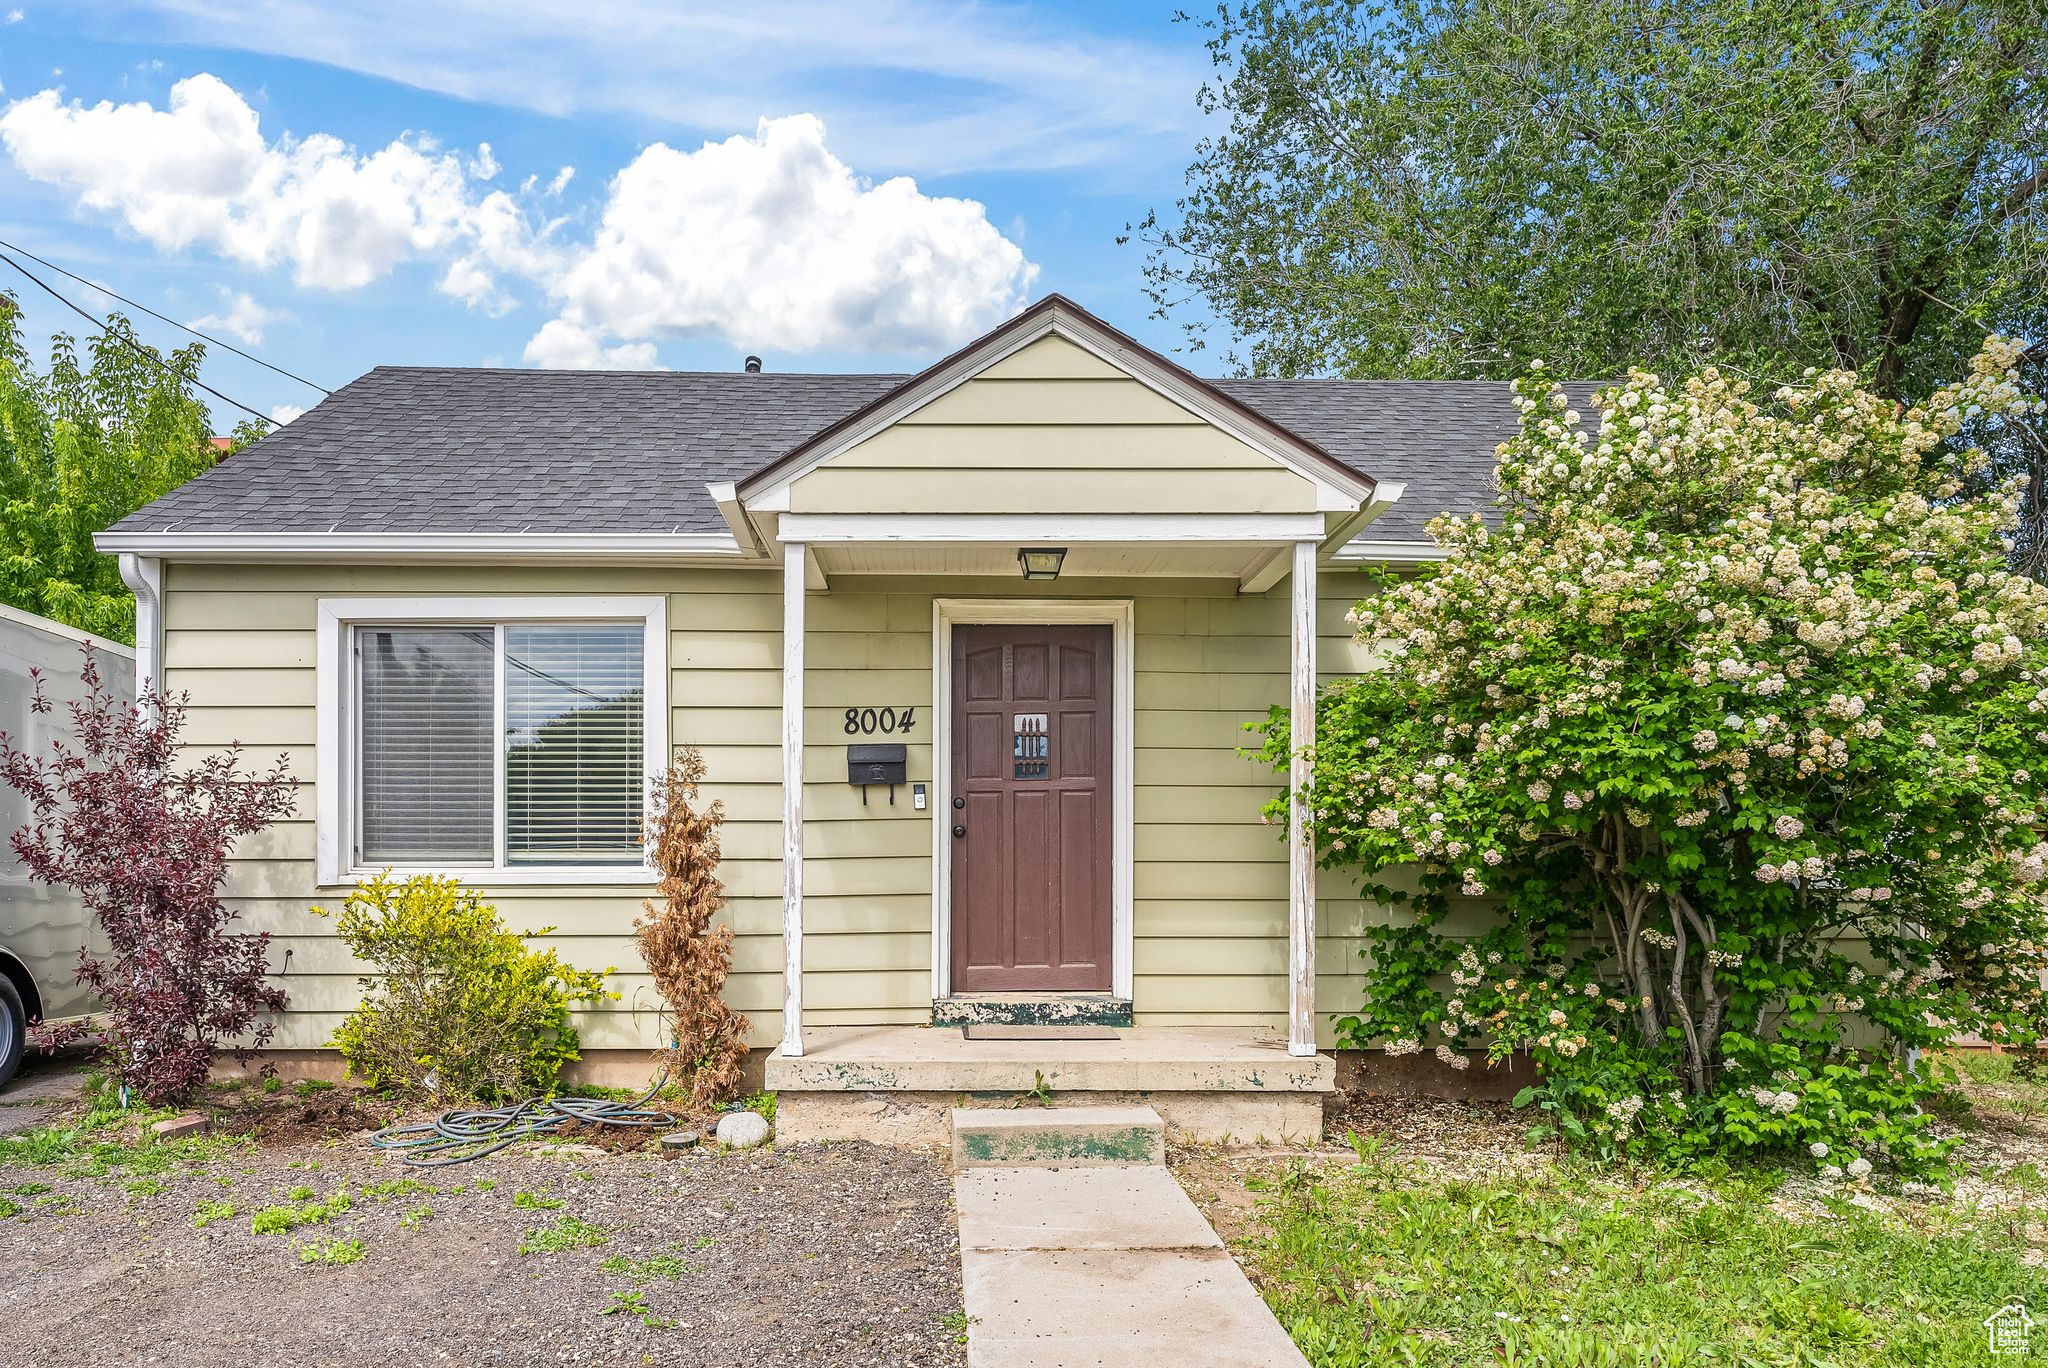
[0,1,1222,431]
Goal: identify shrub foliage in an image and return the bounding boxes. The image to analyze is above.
[0,648,296,1103]
[635,747,749,1110]
[318,873,613,1102]
[1262,341,2048,1171]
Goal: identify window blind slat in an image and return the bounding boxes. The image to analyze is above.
[358,627,494,864]
[504,624,644,866]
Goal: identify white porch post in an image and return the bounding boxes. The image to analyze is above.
[779,540,807,1057]
[1287,540,1318,1057]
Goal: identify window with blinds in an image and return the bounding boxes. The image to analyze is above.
[505,624,645,865]
[357,627,495,864]
[353,621,647,869]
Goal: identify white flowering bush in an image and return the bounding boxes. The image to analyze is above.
[1261,341,2048,1173]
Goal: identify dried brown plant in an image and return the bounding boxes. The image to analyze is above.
[636,746,749,1110]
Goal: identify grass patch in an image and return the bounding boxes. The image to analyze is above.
[0,1196,18,1219]
[1228,1154,2048,1366]
[738,1091,776,1124]
[521,1215,610,1255]
[124,1177,166,1196]
[250,1191,353,1235]
[512,1190,563,1210]
[296,1236,366,1266]
[362,1177,438,1201]
[0,1076,238,1177]
[1935,1049,2048,1126]
[399,1204,432,1230]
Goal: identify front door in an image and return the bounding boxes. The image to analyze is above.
[950,623,1113,992]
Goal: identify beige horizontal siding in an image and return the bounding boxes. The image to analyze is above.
[166,556,1395,1054]
[787,334,1320,517]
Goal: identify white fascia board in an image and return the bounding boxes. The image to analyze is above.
[773,512,1329,544]
[1331,539,1450,564]
[741,305,1376,512]
[94,531,748,562]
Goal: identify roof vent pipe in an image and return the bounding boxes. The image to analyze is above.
[743,355,762,374]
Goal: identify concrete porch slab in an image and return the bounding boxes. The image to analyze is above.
[766,1025,1334,1095]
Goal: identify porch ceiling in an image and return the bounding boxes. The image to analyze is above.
[812,540,1280,579]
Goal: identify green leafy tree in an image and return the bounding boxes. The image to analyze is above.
[1133,0,2048,569]
[0,294,257,641]
[1259,340,2048,1172]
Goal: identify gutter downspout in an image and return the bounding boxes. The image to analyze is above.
[118,553,163,706]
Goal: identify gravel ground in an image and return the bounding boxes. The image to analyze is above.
[0,1066,966,1368]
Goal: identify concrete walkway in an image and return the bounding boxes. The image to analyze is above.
[955,1163,1309,1367]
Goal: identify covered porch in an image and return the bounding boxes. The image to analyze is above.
[720,295,1402,1102]
[766,522,1342,1063]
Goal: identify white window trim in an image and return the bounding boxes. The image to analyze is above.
[315,595,668,887]
[929,598,1135,1003]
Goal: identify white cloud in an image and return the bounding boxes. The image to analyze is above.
[521,319,658,371]
[0,73,550,300]
[190,286,285,345]
[528,115,1034,366]
[269,402,305,425]
[5,10,23,24]
[3,76,1036,364]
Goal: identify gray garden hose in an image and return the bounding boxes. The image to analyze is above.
[368,1075,675,1166]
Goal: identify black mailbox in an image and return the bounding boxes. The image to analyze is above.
[847,743,907,788]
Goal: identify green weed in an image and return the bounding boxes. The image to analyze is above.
[295,1236,365,1266]
[520,1215,609,1255]
[599,1289,677,1329]
[192,1199,236,1228]
[250,1191,353,1234]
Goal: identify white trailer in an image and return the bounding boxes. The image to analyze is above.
[0,603,134,1085]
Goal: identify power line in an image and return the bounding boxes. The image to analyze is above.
[0,237,332,396]
[0,247,281,428]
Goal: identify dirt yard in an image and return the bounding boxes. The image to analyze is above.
[0,1056,967,1368]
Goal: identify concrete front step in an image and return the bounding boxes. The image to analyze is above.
[767,1026,1334,1147]
[953,1105,1164,1168]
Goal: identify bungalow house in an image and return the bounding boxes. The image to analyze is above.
[96,295,1536,1143]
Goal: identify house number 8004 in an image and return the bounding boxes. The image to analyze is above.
[842,707,917,736]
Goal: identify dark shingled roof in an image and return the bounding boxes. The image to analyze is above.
[112,365,1596,540]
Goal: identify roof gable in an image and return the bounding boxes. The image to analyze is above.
[738,296,1377,515]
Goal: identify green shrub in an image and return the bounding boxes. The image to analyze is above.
[316,873,615,1103]
[1266,344,2048,1175]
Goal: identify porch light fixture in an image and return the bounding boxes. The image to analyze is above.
[1017,547,1067,581]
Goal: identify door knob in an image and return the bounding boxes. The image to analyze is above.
[952,824,967,838]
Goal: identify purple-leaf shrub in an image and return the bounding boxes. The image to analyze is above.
[0,647,297,1103]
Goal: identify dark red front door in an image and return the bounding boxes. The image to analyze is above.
[950,623,1113,992]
